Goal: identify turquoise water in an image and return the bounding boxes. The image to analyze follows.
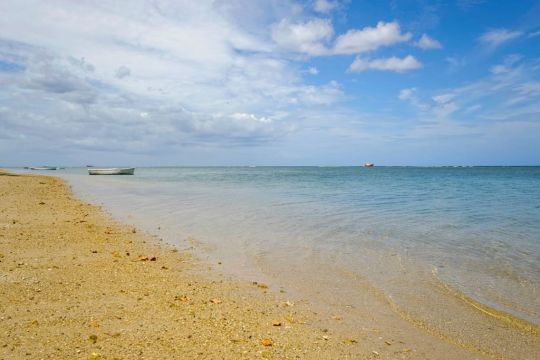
[27,166,540,325]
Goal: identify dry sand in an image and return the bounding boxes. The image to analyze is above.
[0,170,536,359]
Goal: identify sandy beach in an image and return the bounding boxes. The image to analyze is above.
[0,170,537,359]
[0,171,351,359]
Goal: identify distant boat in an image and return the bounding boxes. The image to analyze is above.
[364,163,374,168]
[88,167,135,175]
[30,166,58,170]
[86,165,95,167]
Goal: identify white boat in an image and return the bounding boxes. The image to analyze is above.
[364,163,374,167]
[88,168,135,175]
[30,166,58,170]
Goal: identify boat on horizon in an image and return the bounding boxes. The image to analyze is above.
[364,163,374,167]
[88,167,135,175]
[30,166,58,170]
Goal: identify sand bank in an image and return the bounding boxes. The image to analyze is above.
[0,170,535,359]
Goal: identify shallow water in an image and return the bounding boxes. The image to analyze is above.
[23,166,540,326]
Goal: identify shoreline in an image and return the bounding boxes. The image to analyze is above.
[0,171,362,358]
[52,166,539,331]
[1,170,537,359]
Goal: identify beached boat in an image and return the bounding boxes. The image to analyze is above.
[364,163,374,167]
[30,166,58,170]
[88,168,135,175]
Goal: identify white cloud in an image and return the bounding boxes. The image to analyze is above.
[399,89,458,118]
[398,87,430,112]
[0,0,354,156]
[432,93,455,104]
[414,34,442,49]
[528,30,540,38]
[479,29,523,47]
[457,0,487,10]
[271,19,414,58]
[489,54,522,74]
[271,18,333,55]
[334,21,411,55]
[516,82,540,96]
[398,88,416,100]
[230,112,272,124]
[307,66,319,75]
[313,0,338,14]
[349,55,422,73]
[399,57,540,123]
[432,101,458,118]
[445,56,466,71]
[399,88,458,118]
[490,64,509,74]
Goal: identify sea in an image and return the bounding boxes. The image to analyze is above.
[21,166,540,328]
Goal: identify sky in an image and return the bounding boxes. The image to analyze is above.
[1,0,539,166]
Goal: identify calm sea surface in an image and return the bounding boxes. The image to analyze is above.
[25,166,540,325]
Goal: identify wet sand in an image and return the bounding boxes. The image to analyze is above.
[0,170,536,359]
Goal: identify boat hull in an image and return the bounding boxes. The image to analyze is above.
[30,167,58,170]
[88,168,135,175]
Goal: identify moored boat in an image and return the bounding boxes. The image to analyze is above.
[30,166,58,170]
[88,167,135,175]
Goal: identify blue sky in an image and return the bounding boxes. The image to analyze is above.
[0,0,539,166]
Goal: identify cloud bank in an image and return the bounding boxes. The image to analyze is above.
[0,0,349,158]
